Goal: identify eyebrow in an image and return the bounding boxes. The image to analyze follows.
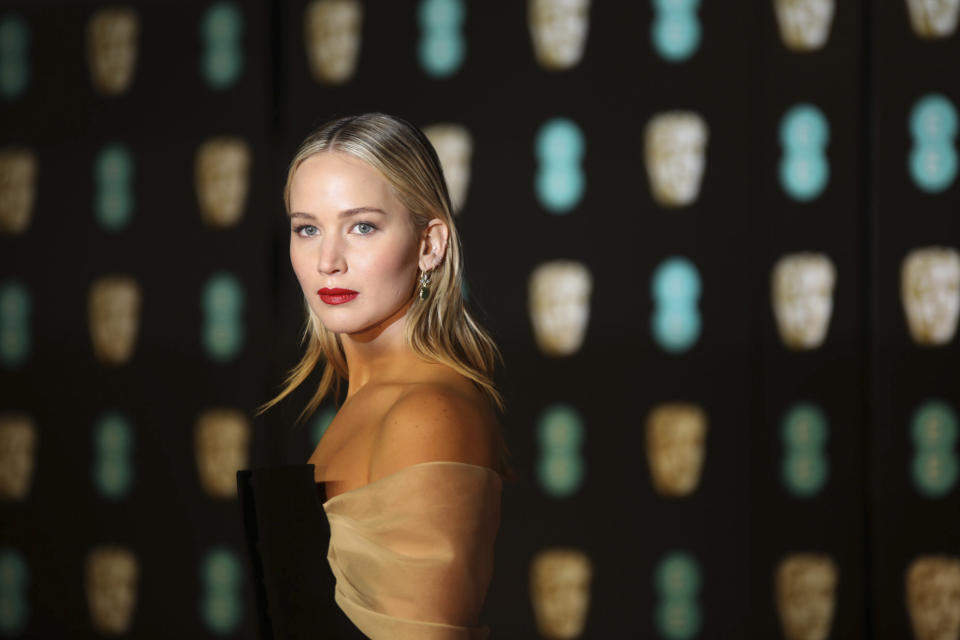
[288,207,387,220]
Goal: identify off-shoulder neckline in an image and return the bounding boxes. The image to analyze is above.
[320,460,501,508]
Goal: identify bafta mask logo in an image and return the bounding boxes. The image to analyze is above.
[86,546,138,635]
[88,275,141,366]
[906,0,960,38]
[529,260,592,357]
[528,0,590,70]
[909,94,958,194]
[771,253,836,350]
[86,7,139,96]
[535,117,586,214]
[0,280,30,368]
[537,404,585,498]
[530,548,592,639]
[781,402,829,498]
[418,0,466,78]
[93,411,134,501]
[304,0,362,85]
[0,14,30,101]
[780,103,830,201]
[910,399,959,498]
[775,554,838,640]
[651,256,702,353]
[93,143,134,232]
[0,147,36,236]
[195,408,250,498]
[200,547,243,633]
[0,548,29,636]
[201,272,245,361]
[774,0,836,51]
[644,111,708,208]
[423,123,472,214]
[651,0,702,62]
[200,1,245,90]
[654,551,703,639]
[0,413,35,501]
[901,247,960,346]
[907,555,960,640]
[195,137,251,228]
[645,403,707,498]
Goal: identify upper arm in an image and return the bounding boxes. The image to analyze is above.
[368,385,496,482]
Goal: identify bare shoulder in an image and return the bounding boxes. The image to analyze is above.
[368,380,497,482]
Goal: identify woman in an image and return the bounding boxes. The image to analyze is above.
[238,113,506,639]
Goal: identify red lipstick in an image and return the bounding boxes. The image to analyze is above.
[317,288,358,305]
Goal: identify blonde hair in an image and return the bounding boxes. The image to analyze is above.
[258,114,506,461]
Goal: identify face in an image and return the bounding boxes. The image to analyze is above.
[906,0,960,39]
[86,547,139,634]
[646,403,708,497]
[901,247,960,346]
[772,253,836,350]
[195,409,250,498]
[529,0,590,70]
[88,276,141,365]
[289,152,424,337]
[644,111,708,208]
[195,137,251,228]
[305,0,363,84]
[87,7,139,95]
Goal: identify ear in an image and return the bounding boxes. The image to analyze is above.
[418,218,449,272]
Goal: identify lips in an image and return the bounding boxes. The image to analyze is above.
[317,288,358,305]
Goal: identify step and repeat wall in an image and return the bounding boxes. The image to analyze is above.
[1,1,958,638]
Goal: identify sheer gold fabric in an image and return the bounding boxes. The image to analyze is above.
[322,461,502,639]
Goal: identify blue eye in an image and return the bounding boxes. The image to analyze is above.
[353,222,376,235]
[294,224,318,237]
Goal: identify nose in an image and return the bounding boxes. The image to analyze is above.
[316,234,346,275]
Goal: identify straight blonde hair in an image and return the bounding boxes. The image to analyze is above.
[258,113,506,465]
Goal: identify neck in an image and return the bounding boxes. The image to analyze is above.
[340,297,420,398]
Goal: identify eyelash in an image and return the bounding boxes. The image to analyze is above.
[291,222,378,237]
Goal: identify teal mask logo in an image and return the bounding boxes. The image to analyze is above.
[654,551,702,639]
[780,402,829,497]
[536,404,585,498]
[418,0,465,78]
[0,14,29,100]
[911,399,958,498]
[535,118,586,214]
[312,407,336,446]
[92,411,134,500]
[909,93,958,194]
[779,103,830,201]
[0,547,29,635]
[199,547,242,633]
[651,257,701,353]
[0,280,30,368]
[200,2,244,89]
[93,143,134,232]
[201,272,245,361]
[651,0,701,62]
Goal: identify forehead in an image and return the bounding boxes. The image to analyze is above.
[289,152,398,212]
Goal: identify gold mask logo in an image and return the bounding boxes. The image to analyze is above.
[86,7,139,96]
[645,403,707,497]
[530,548,592,639]
[0,148,36,236]
[86,546,139,635]
[528,0,591,70]
[88,276,141,366]
[195,137,252,228]
[644,111,708,208]
[0,413,35,501]
[775,553,838,640]
[773,0,836,51]
[771,253,836,350]
[304,0,363,84]
[423,123,472,215]
[195,408,250,498]
[901,247,960,347]
[906,555,960,640]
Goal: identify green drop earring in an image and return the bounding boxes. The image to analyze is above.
[418,270,432,300]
